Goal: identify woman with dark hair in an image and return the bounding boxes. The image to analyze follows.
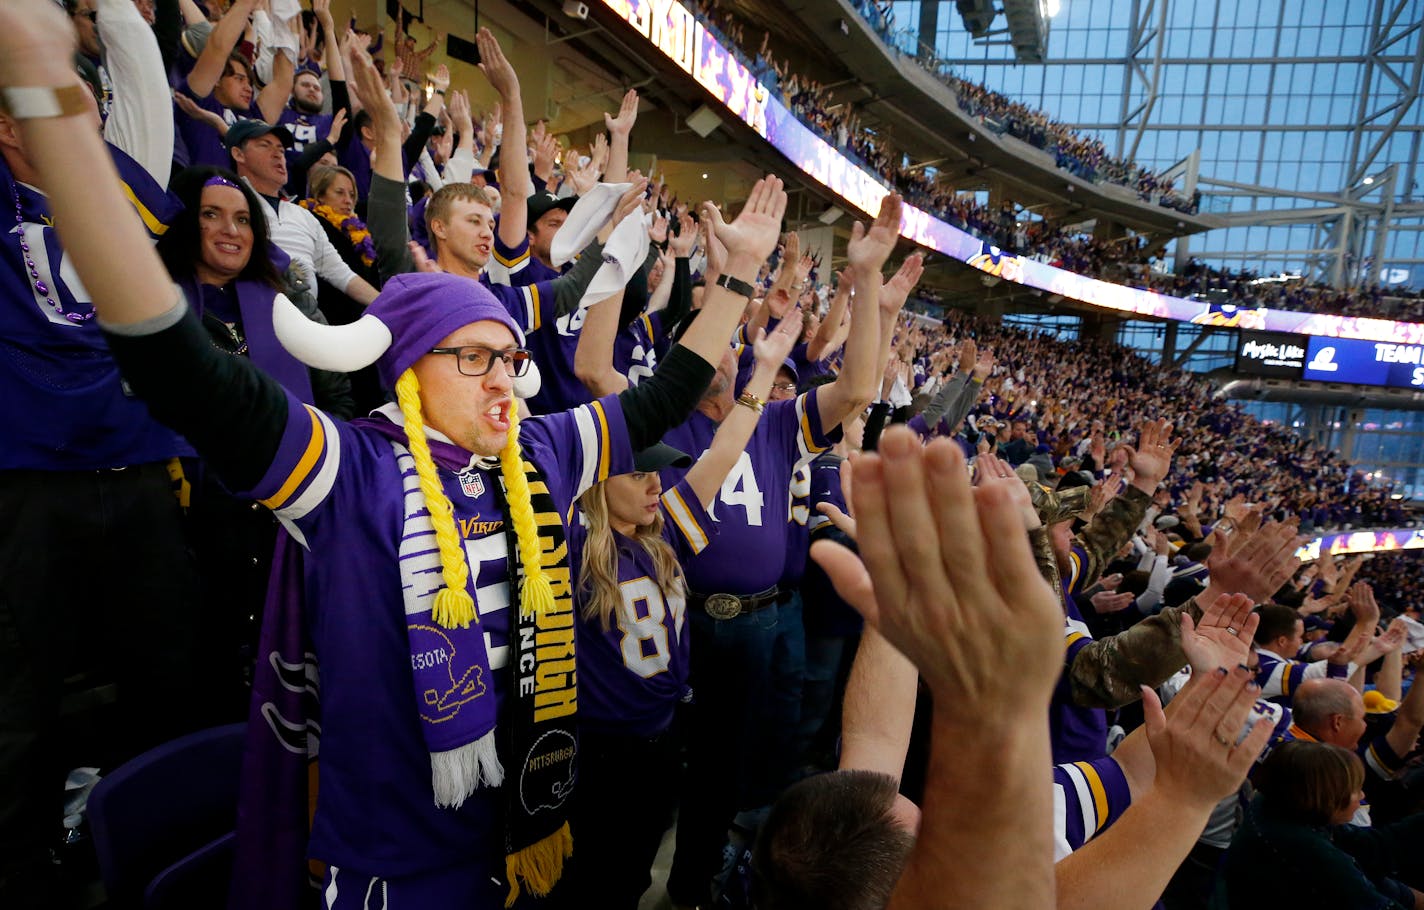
[560,301,804,908]
[158,166,352,714]
[1221,741,1424,909]
[159,165,352,416]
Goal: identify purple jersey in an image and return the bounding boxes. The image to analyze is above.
[488,233,563,286]
[243,391,630,882]
[177,85,263,170]
[484,236,590,415]
[1052,757,1131,860]
[1054,545,1108,762]
[572,478,715,737]
[614,312,661,388]
[660,389,836,595]
[277,107,334,156]
[1,146,189,470]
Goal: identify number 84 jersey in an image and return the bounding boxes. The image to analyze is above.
[570,478,717,738]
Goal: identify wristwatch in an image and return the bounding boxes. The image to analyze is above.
[715,273,756,299]
[0,85,92,120]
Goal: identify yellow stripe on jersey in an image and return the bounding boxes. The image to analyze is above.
[1073,762,1109,828]
[527,284,542,332]
[663,486,709,552]
[259,406,325,509]
[591,399,611,480]
[798,395,828,454]
[1065,631,1087,649]
[1280,665,1295,698]
[1067,551,1084,592]
[493,245,530,267]
[641,314,654,338]
[122,181,168,236]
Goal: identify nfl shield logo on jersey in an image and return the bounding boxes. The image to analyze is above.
[457,471,485,499]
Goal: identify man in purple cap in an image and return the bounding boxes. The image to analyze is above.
[0,7,792,903]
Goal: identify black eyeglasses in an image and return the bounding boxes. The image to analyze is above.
[428,345,533,378]
[770,382,798,392]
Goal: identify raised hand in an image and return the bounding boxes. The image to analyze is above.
[700,176,787,268]
[1091,591,1136,614]
[1124,418,1178,493]
[845,193,903,273]
[347,44,398,133]
[973,452,1040,530]
[427,62,451,94]
[611,176,650,228]
[1180,593,1258,674]
[957,337,977,374]
[532,129,559,181]
[475,27,520,99]
[753,303,802,369]
[449,89,473,134]
[1202,519,1303,605]
[567,147,601,196]
[647,212,669,245]
[174,90,228,134]
[409,241,442,273]
[1141,665,1273,807]
[879,252,924,316]
[669,213,697,257]
[1347,582,1381,629]
[589,132,609,172]
[815,457,858,539]
[325,106,349,144]
[605,88,639,135]
[973,348,996,381]
[810,428,1063,715]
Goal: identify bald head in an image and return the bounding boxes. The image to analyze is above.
[1293,679,1367,749]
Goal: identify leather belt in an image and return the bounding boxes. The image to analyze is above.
[689,586,781,620]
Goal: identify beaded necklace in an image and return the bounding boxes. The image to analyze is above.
[13,183,95,323]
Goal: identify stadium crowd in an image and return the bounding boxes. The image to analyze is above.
[697,0,1423,325]
[2,2,1423,910]
[847,0,1194,212]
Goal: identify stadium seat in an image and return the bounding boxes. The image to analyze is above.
[87,723,246,908]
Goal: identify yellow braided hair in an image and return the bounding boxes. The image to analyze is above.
[395,370,477,629]
[498,404,556,619]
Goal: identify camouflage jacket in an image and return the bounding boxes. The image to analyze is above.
[1029,484,1206,709]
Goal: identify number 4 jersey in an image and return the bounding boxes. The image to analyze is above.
[571,478,716,737]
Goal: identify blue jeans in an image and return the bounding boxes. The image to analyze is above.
[667,604,781,906]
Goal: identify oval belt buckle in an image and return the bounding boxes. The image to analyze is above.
[704,593,742,620]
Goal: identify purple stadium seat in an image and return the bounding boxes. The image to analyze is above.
[87,723,246,908]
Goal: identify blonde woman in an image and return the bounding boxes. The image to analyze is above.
[563,303,803,908]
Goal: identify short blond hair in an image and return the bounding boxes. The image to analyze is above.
[425,182,494,255]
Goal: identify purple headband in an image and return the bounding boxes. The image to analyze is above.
[204,175,242,191]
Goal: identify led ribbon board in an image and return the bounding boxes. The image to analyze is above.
[1296,528,1424,561]
[597,0,1424,345]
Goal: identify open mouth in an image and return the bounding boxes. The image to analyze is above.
[215,242,243,254]
[482,399,511,433]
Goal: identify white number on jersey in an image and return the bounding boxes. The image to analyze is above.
[789,462,811,526]
[617,576,686,678]
[708,451,764,527]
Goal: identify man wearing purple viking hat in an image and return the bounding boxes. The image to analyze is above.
[0,5,806,905]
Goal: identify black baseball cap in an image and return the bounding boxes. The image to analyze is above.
[527,191,576,225]
[633,443,692,473]
[224,120,294,150]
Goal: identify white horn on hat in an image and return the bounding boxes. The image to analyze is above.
[272,293,392,373]
[513,359,542,400]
